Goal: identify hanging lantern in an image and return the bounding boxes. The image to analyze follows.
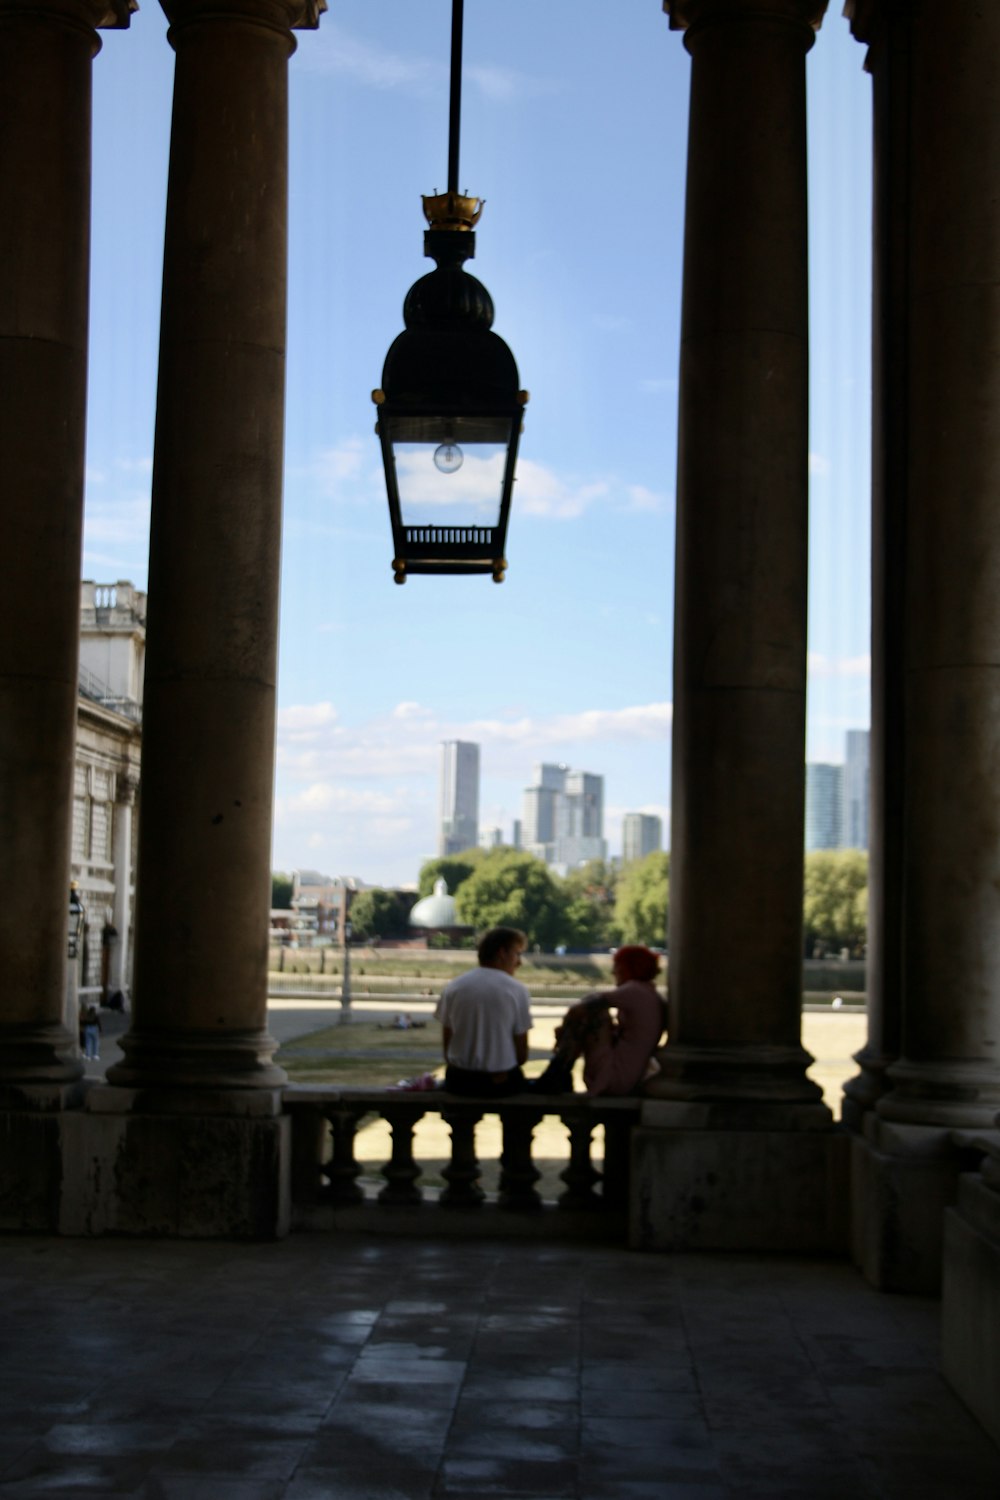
[373,1,527,583]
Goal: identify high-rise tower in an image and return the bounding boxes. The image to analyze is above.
[439,741,480,856]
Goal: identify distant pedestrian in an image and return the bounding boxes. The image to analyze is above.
[82,1004,102,1061]
[436,927,532,1097]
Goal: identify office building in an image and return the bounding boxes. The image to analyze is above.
[843,729,870,850]
[622,813,663,864]
[439,741,480,856]
[805,763,844,851]
[523,762,606,869]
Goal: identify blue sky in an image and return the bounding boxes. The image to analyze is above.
[83,1,872,886]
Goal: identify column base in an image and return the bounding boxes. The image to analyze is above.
[942,1152,1000,1447]
[105,1025,287,1092]
[876,1057,1000,1129]
[841,1044,895,1132]
[645,1041,831,1113]
[60,1092,290,1238]
[0,1022,84,1095]
[629,1109,849,1252]
[852,1113,993,1293]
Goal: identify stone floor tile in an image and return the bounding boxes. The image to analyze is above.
[450,1399,579,1433]
[459,1373,580,1402]
[435,1455,578,1496]
[284,1470,434,1500]
[581,1389,704,1420]
[139,1479,286,1500]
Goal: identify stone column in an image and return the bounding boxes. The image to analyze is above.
[841,0,909,1131]
[109,774,137,998]
[876,0,1000,1133]
[630,0,851,1254]
[0,0,133,1100]
[654,0,830,1114]
[105,0,323,1098]
[847,0,1000,1296]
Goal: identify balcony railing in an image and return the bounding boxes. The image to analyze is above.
[284,1086,641,1239]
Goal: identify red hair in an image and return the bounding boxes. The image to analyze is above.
[614,945,661,983]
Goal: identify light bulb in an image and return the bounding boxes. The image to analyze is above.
[433,442,464,474]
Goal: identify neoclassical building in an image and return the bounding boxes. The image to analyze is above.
[73,581,144,1000]
[1,0,998,1446]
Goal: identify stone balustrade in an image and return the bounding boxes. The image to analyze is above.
[284,1087,641,1238]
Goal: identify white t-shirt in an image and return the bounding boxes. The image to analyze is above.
[435,966,532,1072]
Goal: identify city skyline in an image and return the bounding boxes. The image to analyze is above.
[81,4,872,886]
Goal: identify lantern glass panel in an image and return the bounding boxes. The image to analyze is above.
[394,440,506,527]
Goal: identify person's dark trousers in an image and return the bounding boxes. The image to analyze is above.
[443,1064,527,1098]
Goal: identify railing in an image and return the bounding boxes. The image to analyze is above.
[284,1087,640,1238]
[78,664,143,724]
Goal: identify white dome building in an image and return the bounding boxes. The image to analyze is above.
[408,877,459,930]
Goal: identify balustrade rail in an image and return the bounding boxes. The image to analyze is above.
[284,1086,640,1238]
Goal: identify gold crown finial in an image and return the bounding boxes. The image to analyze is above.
[422,191,484,231]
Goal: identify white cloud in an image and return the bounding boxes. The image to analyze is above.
[638,377,678,396]
[809,451,831,477]
[593,313,632,333]
[293,439,370,499]
[807,652,871,679]
[84,494,151,545]
[625,484,667,513]
[297,25,439,93]
[515,459,610,520]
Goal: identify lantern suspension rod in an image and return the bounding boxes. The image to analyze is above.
[447,0,464,195]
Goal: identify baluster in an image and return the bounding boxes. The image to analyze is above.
[600,1113,632,1210]
[378,1104,426,1206]
[557,1105,602,1210]
[325,1104,365,1205]
[440,1105,485,1206]
[498,1104,544,1211]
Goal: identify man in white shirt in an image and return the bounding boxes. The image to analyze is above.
[436,926,532,1096]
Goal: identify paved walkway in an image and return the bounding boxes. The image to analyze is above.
[0,1235,997,1498]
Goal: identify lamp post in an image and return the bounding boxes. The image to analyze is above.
[373,0,527,583]
[340,915,353,1026]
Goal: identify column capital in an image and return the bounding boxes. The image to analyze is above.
[160,0,326,32]
[0,0,137,30]
[663,0,828,38]
[843,0,919,48]
[115,772,139,806]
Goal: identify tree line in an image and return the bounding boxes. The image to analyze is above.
[273,846,867,956]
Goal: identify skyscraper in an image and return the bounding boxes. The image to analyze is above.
[622,813,663,863]
[523,762,606,868]
[843,729,870,850]
[439,741,480,856]
[805,763,843,851]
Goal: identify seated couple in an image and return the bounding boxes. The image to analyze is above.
[435,926,665,1099]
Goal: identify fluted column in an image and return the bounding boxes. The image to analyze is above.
[109,774,137,998]
[874,0,1000,1129]
[107,0,324,1095]
[654,0,829,1113]
[841,0,909,1129]
[0,0,133,1096]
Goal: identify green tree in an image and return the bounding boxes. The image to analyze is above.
[803,849,868,955]
[559,859,619,949]
[613,851,669,946]
[348,888,414,941]
[271,872,293,910]
[454,849,567,949]
[417,849,485,898]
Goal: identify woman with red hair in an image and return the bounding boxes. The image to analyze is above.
[531,944,666,1096]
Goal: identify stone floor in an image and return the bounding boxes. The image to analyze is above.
[0,1235,997,1498]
